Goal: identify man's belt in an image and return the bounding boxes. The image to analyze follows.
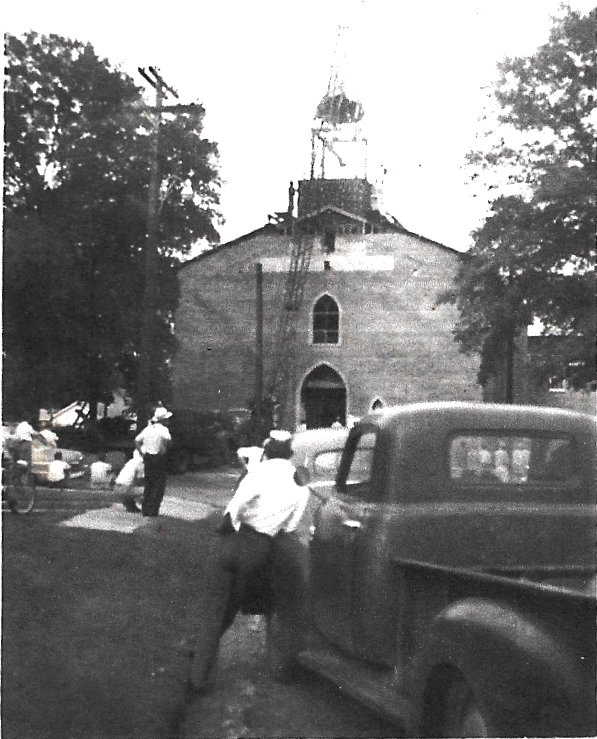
[240,523,274,540]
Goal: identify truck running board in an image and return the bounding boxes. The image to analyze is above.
[297,647,414,732]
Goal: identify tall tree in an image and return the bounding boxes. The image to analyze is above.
[443,6,595,395]
[3,32,222,419]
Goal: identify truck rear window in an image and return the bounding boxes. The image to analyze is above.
[449,434,576,484]
[313,450,343,480]
[346,432,376,485]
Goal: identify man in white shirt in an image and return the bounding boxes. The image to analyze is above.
[224,444,308,536]
[15,421,35,441]
[135,406,172,516]
[10,420,37,464]
[89,454,114,488]
[189,430,309,693]
[47,451,71,486]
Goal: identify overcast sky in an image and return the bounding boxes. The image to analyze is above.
[4,0,594,251]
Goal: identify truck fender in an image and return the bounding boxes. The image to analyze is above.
[409,597,590,737]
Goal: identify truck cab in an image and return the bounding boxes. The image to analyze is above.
[289,402,596,737]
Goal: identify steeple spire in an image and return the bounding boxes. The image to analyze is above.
[310,21,368,180]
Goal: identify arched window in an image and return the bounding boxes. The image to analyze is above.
[313,295,339,344]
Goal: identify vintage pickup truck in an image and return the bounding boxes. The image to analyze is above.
[268,402,596,738]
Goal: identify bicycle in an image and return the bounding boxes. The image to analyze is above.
[2,455,36,514]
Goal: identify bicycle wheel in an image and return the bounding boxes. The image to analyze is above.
[7,469,36,514]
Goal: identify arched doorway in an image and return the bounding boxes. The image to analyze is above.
[300,365,346,429]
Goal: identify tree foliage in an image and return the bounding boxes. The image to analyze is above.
[3,32,222,419]
[444,6,595,390]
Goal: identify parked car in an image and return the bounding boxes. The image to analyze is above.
[290,428,350,545]
[291,427,349,498]
[55,410,236,474]
[32,436,85,483]
[268,402,596,738]
[167,409,235,473]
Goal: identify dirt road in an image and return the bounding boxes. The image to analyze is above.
[180,613,399,738]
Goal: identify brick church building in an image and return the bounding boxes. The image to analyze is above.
[172,176,480,432]
[173,75,480,431]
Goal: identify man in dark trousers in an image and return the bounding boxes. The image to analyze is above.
[188,430,309,692]
[135,406,172,517]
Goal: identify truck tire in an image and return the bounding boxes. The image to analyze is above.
[438,674,494,738]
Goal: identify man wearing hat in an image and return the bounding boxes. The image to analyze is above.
[189,429,310,693]
[134,406,172,516]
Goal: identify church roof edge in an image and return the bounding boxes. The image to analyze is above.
[178,221,462,271]
[296,205,368,224]
[178,223,279,270]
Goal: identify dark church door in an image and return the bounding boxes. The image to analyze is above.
[301,365,346,429]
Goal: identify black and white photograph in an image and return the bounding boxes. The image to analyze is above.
[2,1,595,736]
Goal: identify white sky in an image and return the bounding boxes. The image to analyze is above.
[4,0,595,251]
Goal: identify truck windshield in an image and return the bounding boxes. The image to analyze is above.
[449,434,576,485]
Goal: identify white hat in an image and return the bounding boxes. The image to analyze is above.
[269,430,291,442]
[152,407,172,422]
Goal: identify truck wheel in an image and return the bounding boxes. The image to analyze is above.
[170,449,189,474]
[265,613,297,683]
[439,675,493,738]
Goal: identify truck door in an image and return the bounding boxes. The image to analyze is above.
[310,426,379,655]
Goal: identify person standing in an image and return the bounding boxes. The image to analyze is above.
[135,406,172,517]
[189,430,309,693]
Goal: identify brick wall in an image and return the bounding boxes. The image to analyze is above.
[297,178,372,217]
[173,227,481,426]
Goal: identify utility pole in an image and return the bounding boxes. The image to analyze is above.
[253,263,264,443]
[505,322,515,404]
[136,67,197,429]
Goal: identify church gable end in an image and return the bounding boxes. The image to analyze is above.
[173,201,480,427]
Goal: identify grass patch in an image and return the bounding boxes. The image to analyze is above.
[2,511,221,738]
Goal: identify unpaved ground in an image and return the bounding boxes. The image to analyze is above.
[7,470,402,738]
[181,614,401,738]
[169,472,402,738]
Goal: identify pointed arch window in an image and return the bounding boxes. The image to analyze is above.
[313,295,339,344]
